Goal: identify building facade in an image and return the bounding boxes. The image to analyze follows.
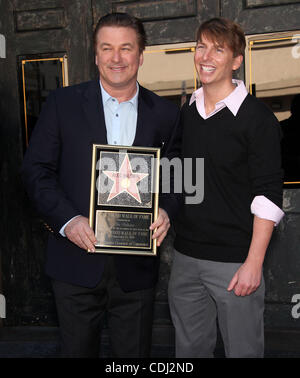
[0,0,300,356]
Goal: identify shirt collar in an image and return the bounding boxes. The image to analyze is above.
[189,79,248,117]
[99,80,139,110]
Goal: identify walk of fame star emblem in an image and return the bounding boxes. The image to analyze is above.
[103,154,149,204]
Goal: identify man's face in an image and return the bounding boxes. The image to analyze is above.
[95,26,143,93]
[194,33,242,87]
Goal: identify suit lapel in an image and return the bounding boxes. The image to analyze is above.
[133,86,155,147]
[81,80,108,144]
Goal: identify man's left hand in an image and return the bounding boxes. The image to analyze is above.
[227,259,263,296]
[150,208,170,247]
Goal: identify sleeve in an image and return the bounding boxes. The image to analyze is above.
[247,110,284,210]
[59,215,81,236]
[159,106,183,222]
[251,195,284,226]
[21,91,80,234]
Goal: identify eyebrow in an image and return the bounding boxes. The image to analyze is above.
[197,40,225,49]
[120,43,134,48]
[99,42,134,48]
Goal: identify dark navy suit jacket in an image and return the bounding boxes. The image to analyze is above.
[22,79,182,291]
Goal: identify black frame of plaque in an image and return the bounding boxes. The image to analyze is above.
[89,144,160,256]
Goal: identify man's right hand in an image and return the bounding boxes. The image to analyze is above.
[64,216,97,252]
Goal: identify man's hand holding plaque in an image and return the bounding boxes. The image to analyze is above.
[150,208,170,247]
[65,216,97,252]
[64,207,170,252]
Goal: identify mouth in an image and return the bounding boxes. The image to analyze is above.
[200,64,216,73]
[110,66,127,72]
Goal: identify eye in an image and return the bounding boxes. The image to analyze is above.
[216,47,224,53]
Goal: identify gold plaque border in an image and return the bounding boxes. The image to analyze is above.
[89,144,160,256]
[95,210,153,250]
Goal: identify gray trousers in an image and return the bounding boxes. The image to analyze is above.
[168,250,265,358]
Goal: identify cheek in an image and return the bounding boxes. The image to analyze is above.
[129,56,142,70]
[194,52,201,63]
[194,51,206,66]
[95,55,108,70]
[95,53,104,67]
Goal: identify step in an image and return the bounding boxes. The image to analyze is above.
[0,326,299,358]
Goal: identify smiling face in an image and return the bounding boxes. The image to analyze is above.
[194,33,243,89]
[95,26,144,96]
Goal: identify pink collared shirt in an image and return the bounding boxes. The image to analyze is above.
[189,79,284,226]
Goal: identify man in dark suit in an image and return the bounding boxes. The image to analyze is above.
[22,13,181,358]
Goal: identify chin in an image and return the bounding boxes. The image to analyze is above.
[199,78,213,85]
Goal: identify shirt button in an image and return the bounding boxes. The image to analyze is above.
[114,141,117,144]
[116,114,119,117]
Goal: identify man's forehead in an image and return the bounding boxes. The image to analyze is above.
[96,26,139,45]
[198,33,226,47]
[97,26,137,37]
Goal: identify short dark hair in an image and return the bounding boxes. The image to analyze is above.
[93,12,147,53]
[196,17,246,57]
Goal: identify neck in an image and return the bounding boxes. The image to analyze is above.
[202,80,236,112]
[101,80,138,103]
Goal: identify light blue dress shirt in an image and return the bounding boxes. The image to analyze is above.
[100,80,139,146]
[59,80,139,236]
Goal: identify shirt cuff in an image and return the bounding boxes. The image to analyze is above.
[250,195,284,226]
[59,215,81,237]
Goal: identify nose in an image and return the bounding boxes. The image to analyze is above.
[202,47,212,61]
[112,49,121,63]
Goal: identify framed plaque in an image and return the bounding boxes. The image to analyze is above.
[89,144,160,256]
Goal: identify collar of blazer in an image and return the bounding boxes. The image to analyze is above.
[81,79,156,147]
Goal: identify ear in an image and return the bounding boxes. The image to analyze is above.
[232,54,243,71]
[139,52,144,67]
[95,54,98,66]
